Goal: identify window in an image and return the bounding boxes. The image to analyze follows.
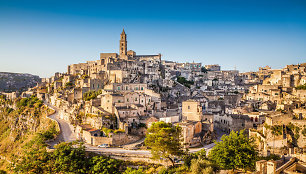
[136,87,139,90]
[188,106,190,109]
[141,87,143,90]
[126,86,128,90]
[118,87,120,90]
[118,100,121,103]
[127,99,129,102]
[135,98,138,101]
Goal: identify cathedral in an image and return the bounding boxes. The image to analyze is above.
[67,29,162,84]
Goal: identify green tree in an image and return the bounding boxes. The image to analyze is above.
[52,142,87,173]
[12,138,52,173]
[145,121,185,166]
[209,130,257,171]
[201,67,208,73]
[123,167,145,174]
[89,155,121,174]
[183,149,207,168]
[176,76,194,88]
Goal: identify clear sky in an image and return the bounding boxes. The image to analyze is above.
[0,0,306,78]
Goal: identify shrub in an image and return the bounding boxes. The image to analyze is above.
[177,76,194,88]
[302,128,306,137]
[123,167,145,174]
[65,82,74,88]
[114,129,125,134]
[190,159,215,174]
[296,84,306,90]
[83,90,102,101]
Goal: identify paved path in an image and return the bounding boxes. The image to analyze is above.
[45,103,76,148]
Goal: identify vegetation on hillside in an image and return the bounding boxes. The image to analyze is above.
[83,90,103,101]
[12,142,124,173]
[296,83,306,90]
[0,95,58,172]
[176,76,194,88]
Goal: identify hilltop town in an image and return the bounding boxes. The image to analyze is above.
[1,30,306,173]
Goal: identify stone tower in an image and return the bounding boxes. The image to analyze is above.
[119,28,127,57]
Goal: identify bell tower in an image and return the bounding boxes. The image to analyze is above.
[119,28,127,56]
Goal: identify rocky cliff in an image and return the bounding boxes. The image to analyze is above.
[0,72,40,92]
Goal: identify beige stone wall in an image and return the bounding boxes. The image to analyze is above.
[100,53,118,59]
[92,137,112,146]
[296,90,306,101]
[291,120,306,148]
[108,70,123,83]
[182,100,202,121]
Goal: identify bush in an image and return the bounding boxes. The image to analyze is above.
[271,125,283,136]
[296,84,306,90]
[114,129,125,134]
[123,167,145,174]
[0,170,7,174]
[190,159,215,174]
[16,96,43,109]
[65,82,74,88]
[89,156,122,174]
[302,128,306,137]
[177,76,194,88]
[102,127,113,137]
[83,90,102,101]
[183,149,207,167]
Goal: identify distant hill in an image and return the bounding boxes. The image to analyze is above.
[0,72,40,92]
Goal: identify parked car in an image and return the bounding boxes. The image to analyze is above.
[98,144,109,148]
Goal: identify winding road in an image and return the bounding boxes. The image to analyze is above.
[46,102,224,155]
[45,103,76,148]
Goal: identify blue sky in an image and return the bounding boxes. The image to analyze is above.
[0,0,306,77]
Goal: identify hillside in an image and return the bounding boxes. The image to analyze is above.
[0,72,40,92]
[0,95,58,172]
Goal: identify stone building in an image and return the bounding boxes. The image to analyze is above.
[182,100,203,121]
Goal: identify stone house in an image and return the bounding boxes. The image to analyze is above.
[182,100,203,121]
[214,113,253,133]
[177,121,203,148]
